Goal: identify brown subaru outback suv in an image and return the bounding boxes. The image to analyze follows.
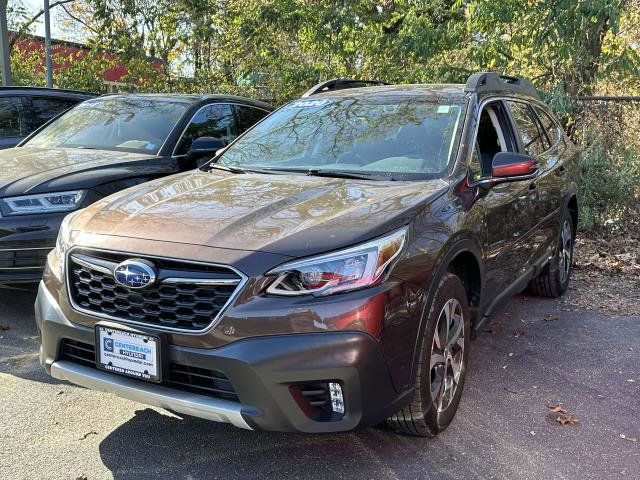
[36,73,579,436]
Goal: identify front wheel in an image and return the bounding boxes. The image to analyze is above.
[529,210,575,298]
[387,272,470,436]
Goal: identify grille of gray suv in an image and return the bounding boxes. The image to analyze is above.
[67,249,244,332]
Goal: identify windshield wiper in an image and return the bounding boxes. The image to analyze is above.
[305,169,394,181]
[208,164,286,175]
[208,164,246,174]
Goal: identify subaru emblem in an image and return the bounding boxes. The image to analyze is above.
[113,259,157,289]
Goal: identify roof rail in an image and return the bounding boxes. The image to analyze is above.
[301,78,389,97]
[464,72,538,99]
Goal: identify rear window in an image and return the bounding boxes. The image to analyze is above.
[533,106,563,147]
[235,105,269,132]
[507,101,549,156]
[30,96,82,129]
[0,97,27,137]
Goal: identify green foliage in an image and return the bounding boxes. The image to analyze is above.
[11,47,44,86]
[52,52,114,92]
[578,137,640,231]
[8,0,640,231]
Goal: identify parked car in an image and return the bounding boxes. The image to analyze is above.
[0,93,272,284]
[0,86,95,149]
[36,73,579,436]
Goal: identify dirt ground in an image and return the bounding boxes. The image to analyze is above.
[565,226,640,316]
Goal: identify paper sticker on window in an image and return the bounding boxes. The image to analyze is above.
[437,105,451,114]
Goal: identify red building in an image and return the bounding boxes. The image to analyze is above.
[11,32,163,92]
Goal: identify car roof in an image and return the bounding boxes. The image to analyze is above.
[303,74,540,102]
[310,84,468,101]
[96,93,272,110]
[0,86,96,97]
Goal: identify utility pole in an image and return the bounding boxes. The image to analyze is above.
[0,0,12,86]
[44,0,53,88]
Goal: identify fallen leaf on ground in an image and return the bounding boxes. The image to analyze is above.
[544,314,558,321]
[549,404,568,414]
[514,329,525,337]
[555,414,578,426]
[620,434,637,443]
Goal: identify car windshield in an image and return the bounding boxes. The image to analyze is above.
[25,97,189,154]
[216,96,465,180]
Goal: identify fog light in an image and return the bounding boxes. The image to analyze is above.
[328,382,344,414]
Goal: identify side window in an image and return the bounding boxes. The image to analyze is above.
[30,97,80,130]
[473,102,515,178]
[533,106,563,147]
[507,101,549,156]
[235,106,268,133]
[175,104,237,155]
[0,97,27,137]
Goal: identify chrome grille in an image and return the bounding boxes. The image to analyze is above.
[67,249,244,332]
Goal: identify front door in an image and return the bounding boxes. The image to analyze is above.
[469,101,539,300]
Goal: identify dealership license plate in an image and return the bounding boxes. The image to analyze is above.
[95,325,162,382]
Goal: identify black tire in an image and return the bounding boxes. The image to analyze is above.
[387,272,471,436]
[528,209,575,298]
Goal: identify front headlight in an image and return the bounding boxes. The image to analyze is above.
[55,210,80,263]
[0,190,86,216]
[266,227,407,296]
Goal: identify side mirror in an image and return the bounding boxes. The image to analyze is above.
[491,152,538,180]
[187,137,227,160]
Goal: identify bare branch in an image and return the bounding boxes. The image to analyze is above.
[10,0,76,49]
[59,3,98,35]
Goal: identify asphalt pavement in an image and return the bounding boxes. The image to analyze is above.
[0,285,638,480]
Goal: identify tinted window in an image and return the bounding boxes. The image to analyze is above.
[0,97,27,137]
[26,97,188,154]
[175,104,237,155]
[216,98,464,180]
[236,106,268,132]
[533,106,563,147]
[30,97,82,129]
[507,101,549,156]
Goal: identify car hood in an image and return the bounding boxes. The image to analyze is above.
[76,170,448,258]
[0,146,159,196]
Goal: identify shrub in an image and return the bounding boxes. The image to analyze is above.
[578,136,640,232]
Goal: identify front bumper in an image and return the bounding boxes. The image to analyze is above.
[0,211,67,284]
[36,282,409,433]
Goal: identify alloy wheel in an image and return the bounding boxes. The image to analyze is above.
[558,219,572,284]
[430,298,465,413]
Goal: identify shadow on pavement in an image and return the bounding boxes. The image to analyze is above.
[0,285,64,386]
[99,408,472,480]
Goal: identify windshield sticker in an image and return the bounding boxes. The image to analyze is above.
[437,105,451,114]
[288,99,332,109]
